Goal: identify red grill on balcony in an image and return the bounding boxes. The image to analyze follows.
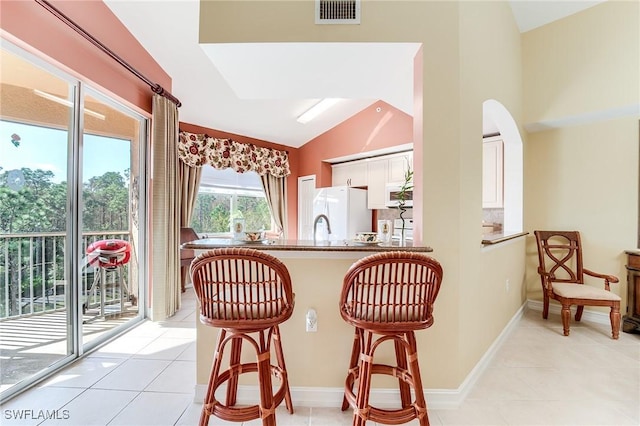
[84,239,131,321]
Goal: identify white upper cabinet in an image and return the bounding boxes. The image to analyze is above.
[331,151,413,209]
[366,158,388,209]
[482,137,504,208]
[331,161,368,187]
[388,152,413,183]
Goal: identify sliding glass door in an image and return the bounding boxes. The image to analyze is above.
[80,88,146,350]
[0,40,147,402]
[0,45,75,399]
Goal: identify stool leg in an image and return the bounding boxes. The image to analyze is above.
[272,325,294,413]
[200,329,227,426]
[406,331,429,426]
[257,340,276,426]
[342,328,361,411]
[352,331,373,426]
[395,337,411,408]
[225,336,243,407]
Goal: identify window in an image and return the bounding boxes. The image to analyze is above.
[190,166,273,235]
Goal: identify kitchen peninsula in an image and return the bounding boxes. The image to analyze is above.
[182,237,433,254]
[182,238,436,405]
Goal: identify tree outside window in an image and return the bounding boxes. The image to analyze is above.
[190,186,272,235]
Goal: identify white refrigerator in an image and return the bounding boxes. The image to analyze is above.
[313,186,371,242]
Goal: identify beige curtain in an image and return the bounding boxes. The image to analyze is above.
[260,174,287,238]
[179,163,202,227]
[151,94,181,319]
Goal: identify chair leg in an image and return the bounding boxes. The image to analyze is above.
[575,305,584,321]
[180,266,187,293]
[395,337,411,408]
[406,331,429,426]
[225,336,243,407]
[542,294,550,319]
[610,303,621,339]
[200,330,227,426]
[272,325,294,413]
[342,329,361,411]
[561,304,571,336]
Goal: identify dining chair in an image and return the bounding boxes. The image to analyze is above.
[534,230,621,339]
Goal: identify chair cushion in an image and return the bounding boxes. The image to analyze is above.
[552,283,621,301]
[344,303,429,323]
[201,286,288,321]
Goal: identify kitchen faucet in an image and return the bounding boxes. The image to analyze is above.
[313,214,332,243]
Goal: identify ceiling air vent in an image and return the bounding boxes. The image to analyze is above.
[315,0,361,24]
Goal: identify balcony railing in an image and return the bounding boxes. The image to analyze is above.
[0,231,130,320]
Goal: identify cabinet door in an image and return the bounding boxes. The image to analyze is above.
[332,164,351,186]
[388,153,413,183]
[483,139,503,208]
[367,159,388,209]
[332,161,368,187]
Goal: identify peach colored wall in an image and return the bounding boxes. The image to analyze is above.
[179,122,300,239]
[298,100,413,187]
[0,0,170,113]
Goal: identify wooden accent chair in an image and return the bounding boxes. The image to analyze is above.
[339,252,443,426]
[179,227,199,293]
[534,230,621,339]
[190,248,295,426]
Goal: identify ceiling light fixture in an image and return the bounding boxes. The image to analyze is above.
[33,89,106,120]
[296,98,341,124]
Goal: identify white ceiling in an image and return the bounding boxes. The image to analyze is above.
[104,0,605,148]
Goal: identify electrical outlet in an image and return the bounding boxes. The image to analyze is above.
[505,279,510,293]
[306,308,317,332]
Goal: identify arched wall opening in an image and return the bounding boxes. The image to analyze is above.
[483,99,523,234]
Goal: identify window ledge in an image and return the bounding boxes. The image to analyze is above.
[482,231,529,246]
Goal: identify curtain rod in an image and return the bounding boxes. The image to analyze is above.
[36,0,182,107]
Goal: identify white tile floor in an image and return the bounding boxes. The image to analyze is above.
[1,288,638,425]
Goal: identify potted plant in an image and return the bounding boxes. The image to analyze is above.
[397,163,413,245]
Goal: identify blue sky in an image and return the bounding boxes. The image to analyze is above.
[0,121,130,183]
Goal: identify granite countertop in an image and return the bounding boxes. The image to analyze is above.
[482,231,529,245]
[182,238,433,253]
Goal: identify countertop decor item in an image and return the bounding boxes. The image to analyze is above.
[354,232,379,243]
[243,230,265,242]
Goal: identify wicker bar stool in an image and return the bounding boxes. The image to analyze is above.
[339,251,443,426]
[190,248,295,426]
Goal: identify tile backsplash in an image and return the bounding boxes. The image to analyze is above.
[377,209,501,227]
[483,208,504,226]
[376,208,412,222]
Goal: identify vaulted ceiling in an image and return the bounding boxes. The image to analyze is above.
[104,1,605,148]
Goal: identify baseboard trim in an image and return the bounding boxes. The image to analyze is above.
[526,299,612,326]
[194,302,527,409]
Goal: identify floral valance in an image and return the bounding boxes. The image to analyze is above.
[178,131,290,177]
